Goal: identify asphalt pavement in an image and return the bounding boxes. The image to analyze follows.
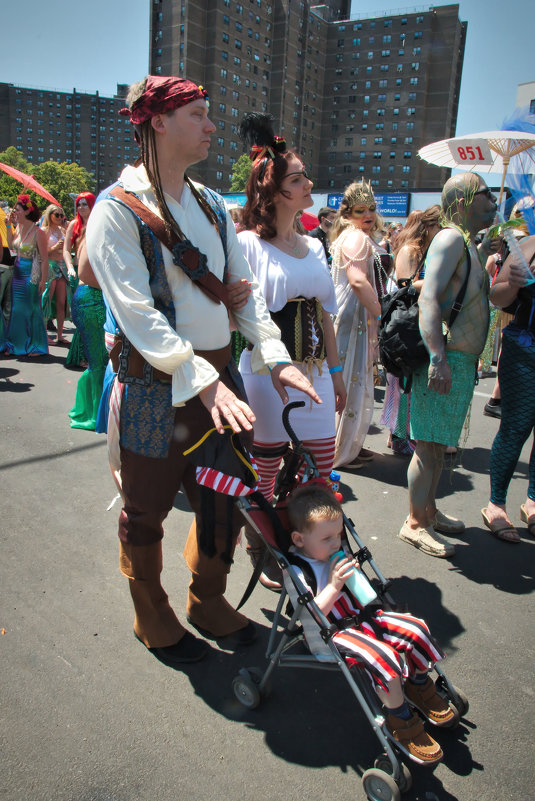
[1,336,534,801]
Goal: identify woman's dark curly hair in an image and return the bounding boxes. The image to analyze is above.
[239,113,303,240]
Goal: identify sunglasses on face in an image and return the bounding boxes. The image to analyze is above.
[52,212,64,218]
[77,200,89,208]
[474,188,494,200]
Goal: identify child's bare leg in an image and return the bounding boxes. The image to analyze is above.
[375,677,405,710]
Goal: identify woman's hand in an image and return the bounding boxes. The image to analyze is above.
[227,275,251,310]
[269,363,321,405]
[508,260,529,289]
[328,554,356,592]
[331,371,346,413]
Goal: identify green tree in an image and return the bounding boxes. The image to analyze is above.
[229,153,251,192]
[33,161,95,218]
[0,148,95,217]
[0,148,32,209]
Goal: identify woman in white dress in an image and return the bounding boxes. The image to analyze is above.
[330,180,389,469]
[238,114,346,586]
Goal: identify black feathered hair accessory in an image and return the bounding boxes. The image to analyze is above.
[239,113,287,180]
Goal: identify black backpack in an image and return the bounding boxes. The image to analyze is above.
[378,242,471,393]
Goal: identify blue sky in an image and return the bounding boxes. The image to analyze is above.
[1,0,533,145]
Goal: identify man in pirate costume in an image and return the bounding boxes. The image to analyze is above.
[86,75,319,667]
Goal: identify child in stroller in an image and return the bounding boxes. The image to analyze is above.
[286,484,457,766]
[233,402,467,799]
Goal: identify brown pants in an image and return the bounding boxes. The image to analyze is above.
[118,349,249,647]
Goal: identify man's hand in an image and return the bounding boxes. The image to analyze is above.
[199,379,256,434]
[227,274,251,311]
[427,357,451,395]
[269,363,321,405]
[479,234,502,258]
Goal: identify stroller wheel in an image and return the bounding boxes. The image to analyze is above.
[232,667,269,709]
[435,677,469,717]
[374,755,412,793]
[362,768,401,801]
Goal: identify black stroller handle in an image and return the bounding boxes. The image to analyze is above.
[282,401,306,445]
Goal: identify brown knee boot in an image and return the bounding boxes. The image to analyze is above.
[183,520,249,637]
[120,541,186,648]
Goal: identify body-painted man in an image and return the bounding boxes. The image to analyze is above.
[399,172,497,558]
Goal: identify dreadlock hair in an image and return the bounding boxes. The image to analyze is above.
[239,112,300,240]
[127,77,219,239]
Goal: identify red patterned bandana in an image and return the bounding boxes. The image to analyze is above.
[119,76,209,125]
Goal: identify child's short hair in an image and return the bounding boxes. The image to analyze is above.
[287,484,343,533]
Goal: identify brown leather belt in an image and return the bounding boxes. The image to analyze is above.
[110,335,231,383]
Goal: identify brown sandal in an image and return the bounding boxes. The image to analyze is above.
[481,508,520,543]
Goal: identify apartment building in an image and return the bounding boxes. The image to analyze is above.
[0,82,133,191]
[150,0,466,192]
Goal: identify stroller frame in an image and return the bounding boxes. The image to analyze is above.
[233,403,468,801]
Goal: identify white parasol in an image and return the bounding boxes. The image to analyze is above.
[418,130,535,204]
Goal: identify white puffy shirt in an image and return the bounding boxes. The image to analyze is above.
[86,165,289,406]
[237,230,337,314]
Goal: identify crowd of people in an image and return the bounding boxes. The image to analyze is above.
[2,77,534,709]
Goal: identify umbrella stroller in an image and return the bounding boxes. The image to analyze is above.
[232,402,469,801]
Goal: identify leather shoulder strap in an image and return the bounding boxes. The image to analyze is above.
[448,240,472,329]
[109,185,230,310]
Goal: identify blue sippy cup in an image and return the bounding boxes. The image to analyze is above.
[329,550,377,606]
